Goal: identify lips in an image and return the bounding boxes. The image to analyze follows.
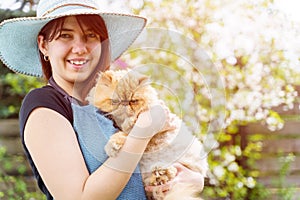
[67,58,89,69]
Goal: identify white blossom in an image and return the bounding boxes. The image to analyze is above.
[228,162,239,172]
[213,166,225,179]
[246,177,256,188]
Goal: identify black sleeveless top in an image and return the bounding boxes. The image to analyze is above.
[19,84,147,200]
[19,85,73,199]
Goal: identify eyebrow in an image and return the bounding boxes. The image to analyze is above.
[59,28,73,32]
[59,28,95,32]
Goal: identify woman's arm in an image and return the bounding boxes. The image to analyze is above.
[24,106,166,200]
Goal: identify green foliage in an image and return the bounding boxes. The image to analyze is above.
[271,153,297,200]
[0,147,45,200]
[202,128,268,200]
[247,153,298,200]
[0,7,41,119]
[0,3,45,199]
[0,8,35,22]
[0,73,44,118]
[0,0,299,199]
[121,0,300,199]
[247,182,271,200]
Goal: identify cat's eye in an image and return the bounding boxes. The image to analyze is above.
[130,99,139,105]
[111,99,120,105]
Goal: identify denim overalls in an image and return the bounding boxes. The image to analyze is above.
[49,77,147,199]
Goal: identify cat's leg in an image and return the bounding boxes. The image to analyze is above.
[143,166,177,199]
[149,166,177,186]
[104,131,128,157]
[178,139,208,177]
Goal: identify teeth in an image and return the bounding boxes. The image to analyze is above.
[69,60,87,65]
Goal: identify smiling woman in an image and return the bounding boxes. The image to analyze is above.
[0,0,208,199]
[0,0,160,199]
[37,15,109,101]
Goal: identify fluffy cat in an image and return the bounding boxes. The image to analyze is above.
[87,69,208,200]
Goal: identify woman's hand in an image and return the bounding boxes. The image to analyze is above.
[145,163,205,194]
[129,104,167,139]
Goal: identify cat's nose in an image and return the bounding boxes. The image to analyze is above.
[120,100,130,106]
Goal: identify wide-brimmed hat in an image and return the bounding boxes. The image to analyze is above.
[0,0,146,77]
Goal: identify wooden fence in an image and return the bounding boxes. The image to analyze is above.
[0,119,38,192]
[1,107,300,199]
[239,104,300,199]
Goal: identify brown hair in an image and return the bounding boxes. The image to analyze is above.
[38,14,110,99]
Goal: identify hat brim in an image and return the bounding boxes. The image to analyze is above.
[0,8,146,77]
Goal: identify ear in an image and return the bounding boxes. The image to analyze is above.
[138,74,150,85]
[37,35,49,56]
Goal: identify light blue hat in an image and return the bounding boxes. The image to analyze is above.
[0,0,146,77]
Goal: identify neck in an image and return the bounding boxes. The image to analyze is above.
[50,76,85,102]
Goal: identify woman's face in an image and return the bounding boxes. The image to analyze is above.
[38,16,102,87]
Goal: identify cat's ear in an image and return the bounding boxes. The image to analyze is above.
[138,74,150,85]
[99,71,113,86]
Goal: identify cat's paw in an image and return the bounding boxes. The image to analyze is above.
[104,131,127,157]
[148,166,177,186]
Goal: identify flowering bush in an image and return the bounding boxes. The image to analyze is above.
[112,0,300,199]
[1,0,299,199]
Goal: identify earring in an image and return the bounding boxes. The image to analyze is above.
[43,55,49,62]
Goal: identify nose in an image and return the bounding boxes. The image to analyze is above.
[120,100,130,106]
[72,37,88,55]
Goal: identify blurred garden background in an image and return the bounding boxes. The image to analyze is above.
[0,0,300,199]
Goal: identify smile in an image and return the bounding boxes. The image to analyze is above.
[67,59,89,66]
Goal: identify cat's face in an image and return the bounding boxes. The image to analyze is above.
[88,70,158,120]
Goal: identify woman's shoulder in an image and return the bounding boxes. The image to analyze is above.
[25,85,65,100]
[20,85,73,128]
[22,85,70,108]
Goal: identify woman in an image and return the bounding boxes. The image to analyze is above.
[0,0,205,199]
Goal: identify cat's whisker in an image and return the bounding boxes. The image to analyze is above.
[107,110,118,117]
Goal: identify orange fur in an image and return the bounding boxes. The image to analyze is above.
[87,69,208,199]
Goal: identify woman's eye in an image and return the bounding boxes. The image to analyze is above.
[87,33,96,38]
[85,32,99,39]
[59,33,71,38]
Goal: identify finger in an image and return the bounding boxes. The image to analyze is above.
[145,182,172,192]
[149,104,167,130]
[137,105,166,128]
[129,105,167,139]
[172,162,186,172]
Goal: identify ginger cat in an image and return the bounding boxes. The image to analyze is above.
[87,69,208,200]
